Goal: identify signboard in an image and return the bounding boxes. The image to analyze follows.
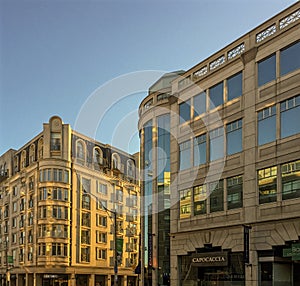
[116,237,123,265]
[244,225,251,264]
[7,256,13,264]
[292,244,300,260]
[191,252,228,267]
[43,275,59,279]
[283,243,300,260]
[283,248,292,257]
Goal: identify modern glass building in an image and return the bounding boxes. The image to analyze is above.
[138,72,184,286]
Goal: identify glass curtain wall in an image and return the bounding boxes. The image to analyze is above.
[143,120,153,284]
[157,114,171,286]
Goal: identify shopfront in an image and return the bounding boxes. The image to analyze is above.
[42,274,69,286]
[180,250,245,286]
[258,242,300,286]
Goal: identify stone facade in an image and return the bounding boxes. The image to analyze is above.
[0,116,140,286]
[139,2,300,285]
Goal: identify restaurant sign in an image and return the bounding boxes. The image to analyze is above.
[191,252,228,267]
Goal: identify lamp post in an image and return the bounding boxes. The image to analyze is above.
[113,210,118,286]
[95,183,118,286]
[97,198,118,286]
[5,236,9,286]
[88,178,120,286]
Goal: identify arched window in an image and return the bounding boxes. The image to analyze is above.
[112,153,120,170]
[21,150,26,169]
[29,144,35,163]
[127,160,135,178]
[76,141,85,161]
[38,138,43,159]
[14,156,19,172]
[93,148,103,165]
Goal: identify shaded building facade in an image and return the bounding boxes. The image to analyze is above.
[139,3,300,286]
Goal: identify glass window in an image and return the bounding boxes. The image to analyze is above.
[82,194,91,210]
[179,140,191,170]
[194,134,206,166]
[40,169,51,182]
[97,183,108,195]
[157,114,170,183]
[76,141,85,160]
[53,169,63,182]
[258,54,276,86]
[281,160,300,200]
[179,100,191,124]
[258,166,277,204]
[81,230,90,244]
[96,248,107,260]
[96,214,107,227]
[64,170,69,183]
[209,180,224,212]
[94,148,103,165]
[258,106,276,145]
[97,198,107,211]
[227,72,242,101]
[209,127,224,161]
[116,188,123,202]
[227,176,243,209]
[51,133,61,151]
[127,160,135,178]
[81,177,90,193]
[179,189,191,218]
[280,41,300,76]
[194,91,206,116]
[209,82,223,109]
[260,262,272,283]
[194,185,206,215]
[226,119,242,155]
[144,99,153,110]
[157,93,169,101]
[280,95,300,138]
[81,246,90,262]
[82,212,91,227]
[112,153,120,170]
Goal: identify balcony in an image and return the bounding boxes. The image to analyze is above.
[126,243,138,252]
[126,227,137,237]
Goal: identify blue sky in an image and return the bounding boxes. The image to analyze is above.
[0,0,298,155]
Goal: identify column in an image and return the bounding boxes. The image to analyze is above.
[70,274,76,286]
[89,274,95,286]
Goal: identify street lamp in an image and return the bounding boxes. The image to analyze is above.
[91,180,119,286]
[5,236,9,286]
[86,178,122,286]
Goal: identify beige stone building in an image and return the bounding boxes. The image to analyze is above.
[0,116,140,286]
[139,2,300,285]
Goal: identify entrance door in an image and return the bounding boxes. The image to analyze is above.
[200,272,227,286]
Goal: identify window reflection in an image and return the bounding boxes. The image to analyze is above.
[258,54,276,86]
[258,106,276,145]
[209,82,223,109]
[280,41,300,76]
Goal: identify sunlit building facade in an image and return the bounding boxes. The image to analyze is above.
[140,2,300,286]
[0,116,140,286]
